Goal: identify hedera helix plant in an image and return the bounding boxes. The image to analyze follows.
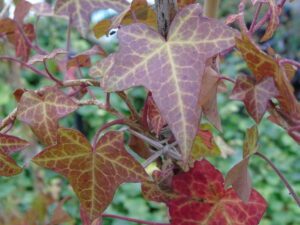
[0,0,300,224]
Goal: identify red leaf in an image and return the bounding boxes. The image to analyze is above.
[33,128,148,221]
[230,75,278,123]
[168,159,267,225]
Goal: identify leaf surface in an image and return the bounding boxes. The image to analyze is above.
[33,128,148,220]
[143,93,166,135]
[236,35,299,115]
[0,134,29,176]
[191,123,221,160]
[17,88,78,145]
[260,0,279,42]
[225,125,259,202]
[168,159,267,225]
[55,0,129,35]
[100,4,235,163]
[230,75,278,123]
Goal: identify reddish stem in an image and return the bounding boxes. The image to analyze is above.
[92,119,126,148]
[255,152,300,207]
[43,60,64,85]
[279,58,300,69]
[249,3,263,33]
[0,56,49,78]
[219,76,235,84]
[102,214,170,225]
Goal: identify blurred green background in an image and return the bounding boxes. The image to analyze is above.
[0,0,299,224]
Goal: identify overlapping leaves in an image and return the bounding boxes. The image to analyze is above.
[33,128,147,220]
[17,88,78,145]
[98,4,235,163]
[236,35,299,115]
[0,133,29,176]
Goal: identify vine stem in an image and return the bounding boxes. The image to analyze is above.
[102,214,170,225]
[219,76,235,84]
[279,58,300,69]
[43,60,64,85]
[92,119,126,149]
[116,91,141,123]
[0,56,49,78]
[255,152,300,207]
[249,2,263,33]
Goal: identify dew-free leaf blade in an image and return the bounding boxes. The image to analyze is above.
[33,128,148,221]
[168,159,267,225]
[100,4,235,163]
[17,88,78,145]
[231,75,279,123]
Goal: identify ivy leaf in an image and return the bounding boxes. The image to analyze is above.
[225,125,259,202]
[93,0,157,38]
[33,128,148,221]
[99,4,235,163]
[260,0,279,42]
[236,35,299,115]
[17,88,78,145]
[169,159,267,225]
[55,0,129,35]
[0,133,30,176]
[191,123,221,160]
[199,66,223,130]
[14,0,32,24]
[243,125,259,158]
[143,93,166,135]
[67,45,106,69]
[230,75,279,123]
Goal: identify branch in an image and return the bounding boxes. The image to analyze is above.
[255,152,300,207]
[0,56,49,78]
[92,119,126,149]
[249,2,263,33]
[116,91,141,122]
[102,214,170,225]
